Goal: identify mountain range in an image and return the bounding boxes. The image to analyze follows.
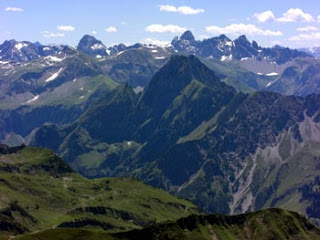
[21,55,320,225]
[1,31,320,238]
[1,31,320,102]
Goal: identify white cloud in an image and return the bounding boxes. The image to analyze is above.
[91,30,98,35]
[145,24,187,33]
[297,26,318,32]
[41,31,65,38]
[57,25,75,31]
[5,7,24,12]
[318,15,320,22]
[105,26,117,33]
[205,23,282,36]
[160,5,177,12]
[253,11,275,22]
[289,32,320,42]
[198,35,210,40]
[142,38,170,47]
[277,8,314,22]
[159,5,204,15]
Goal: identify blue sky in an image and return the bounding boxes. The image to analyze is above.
[1,0,320,48]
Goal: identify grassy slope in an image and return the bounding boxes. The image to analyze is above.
[16,209,320,240]
[0,147,198,239]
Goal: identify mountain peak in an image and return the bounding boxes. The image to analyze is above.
[235,35,249,43]
[80,34,97,42]
[77,34,108,57]
[180,30,195,42]
[218,34,230,40]
[78,35,101,47]
[141,54,236,116]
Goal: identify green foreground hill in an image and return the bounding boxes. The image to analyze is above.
[0,145,198,239]
[17,209,320,240]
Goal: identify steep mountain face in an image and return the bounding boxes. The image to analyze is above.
[77,35,109,58]
[16,209,320,240]
[0,144,198,239]
[29,55,236,168]
[28,55,320,224]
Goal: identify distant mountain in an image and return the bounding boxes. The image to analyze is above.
[28,55,320,225]
[169,31,320,96]
[77,35,109,58]
[1,32,318,95]
[299,47,320,59]
[0,144,198,239]
[265,57,320,96]
[170,31,310,64]
[101,46,170,87]
[0,50,118,145]
[0,39,74,62]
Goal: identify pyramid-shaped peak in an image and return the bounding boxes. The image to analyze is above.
[77,34,108,57]
[78,35,103,46]
[180,31,195,42]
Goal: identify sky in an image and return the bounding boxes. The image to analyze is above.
[1,0,320,49]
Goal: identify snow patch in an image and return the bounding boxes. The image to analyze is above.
[79,95,85,99]
[45,68,63,82]
[0,61,9,65]
[96,55,102,59]
[133,86,144,94]
[117,50,125,56]
[225,41,233,47]
[221,54,233,61]
[90,43,105,50]
[151,49,158,53]
[241,57,250,61]
[266,72,279,76]
[266,82,273,87]
[257,72,263,75]
[15,43,28,51]
[106,49,111,55]
[43,47,51,51]
[155,56,166,60]
[45,55,65,62]
[27,95,39,103]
